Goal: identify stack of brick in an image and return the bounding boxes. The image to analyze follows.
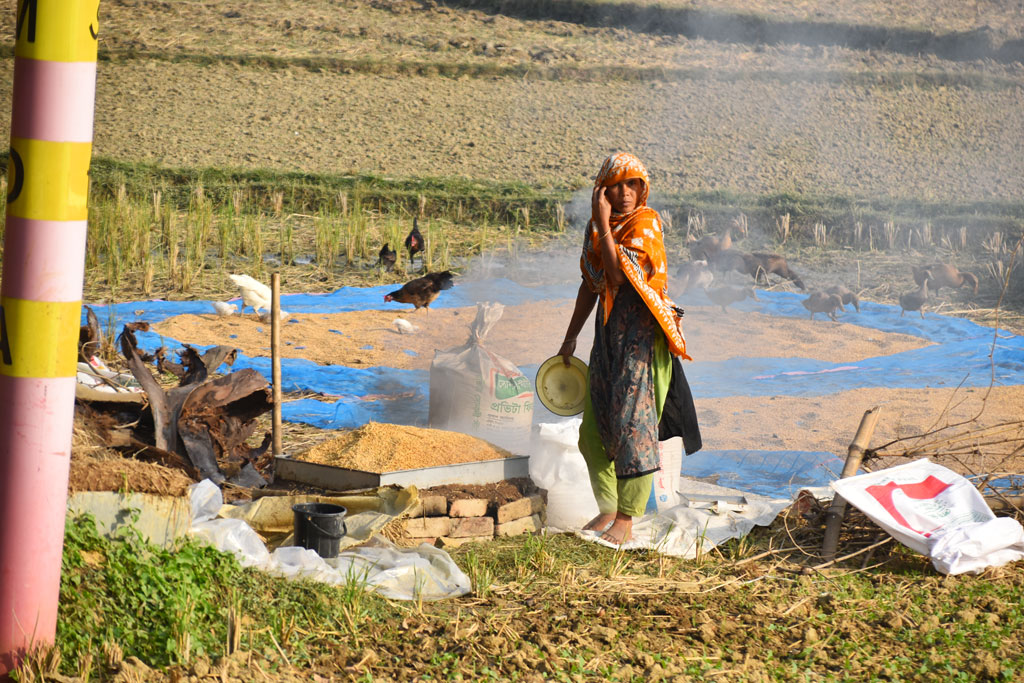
[401,489,546,547]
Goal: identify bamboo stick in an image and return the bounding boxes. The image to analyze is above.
[822,406,882,561]
[271,272,283,457]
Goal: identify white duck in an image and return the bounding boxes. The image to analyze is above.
[211,301,237,316]
[393,318,418,335]
[228,274,272,316]
[258,308,290,323]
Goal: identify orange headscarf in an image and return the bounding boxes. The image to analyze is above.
[580,152,690,359]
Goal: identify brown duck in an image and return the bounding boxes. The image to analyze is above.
[802,291,844,321]
[689,228,732,260]
[705,285,758,313]
[674,259,714,295]
[743,253,806,290]
[912,263,978,295]
[899,276,930,318]
[825,285,860,312]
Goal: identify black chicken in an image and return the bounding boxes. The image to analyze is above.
[378,243,397,271]
[405,218,425,265]
[384,270,455,311]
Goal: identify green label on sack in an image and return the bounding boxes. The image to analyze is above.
[494,373,532,399]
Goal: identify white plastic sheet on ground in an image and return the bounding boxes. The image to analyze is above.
[188,480,471,600]
[580,479,790,558]
[831,458,1024,575]
[533,421,790,557]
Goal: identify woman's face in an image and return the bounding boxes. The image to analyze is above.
[605,178,643,213]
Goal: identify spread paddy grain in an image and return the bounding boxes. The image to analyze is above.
[296,421,513,472]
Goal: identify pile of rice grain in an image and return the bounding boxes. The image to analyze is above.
[296,422,514,473]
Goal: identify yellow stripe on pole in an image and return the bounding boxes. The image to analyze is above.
[14,0,100,63]
[0,297,81,379]
[6,138,91,221]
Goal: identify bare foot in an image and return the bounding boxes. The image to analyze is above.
[583,513,616,533]
[600,513,633,546]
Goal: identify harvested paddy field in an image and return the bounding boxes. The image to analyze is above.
[2,0,1023,201]
[53,61,1024,199]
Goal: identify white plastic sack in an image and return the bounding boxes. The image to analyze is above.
[429,302,534,451]
[531,419,599,530]
[267,541,472,600]
[831,458,1024,575]
[329,539,473,601]
[648,438,683,513]
[533,422,685,528]
[576,477,790,557]
[269,546,346,585]
[531,418,587,489]
[929,518,1024,575]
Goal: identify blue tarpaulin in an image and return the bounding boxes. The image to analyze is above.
[86,278,571,326]
[86,283,1024,431]
[678,449,846,500]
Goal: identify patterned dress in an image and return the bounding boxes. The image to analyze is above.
[589,282,662,478]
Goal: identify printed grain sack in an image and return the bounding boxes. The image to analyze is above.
[429,303,533,452]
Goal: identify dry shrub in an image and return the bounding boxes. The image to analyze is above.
[72,415,123,463]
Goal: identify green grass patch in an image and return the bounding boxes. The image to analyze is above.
[78,156,1024,234]
[56,513,386,675]
[84,155,564,225]
[44,515,1024,681]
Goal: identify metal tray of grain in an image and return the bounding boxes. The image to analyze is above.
[274,455,530,491]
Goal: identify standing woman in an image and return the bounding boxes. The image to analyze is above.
[558,152,696,546]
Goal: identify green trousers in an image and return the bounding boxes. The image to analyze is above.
[578,333,672,518]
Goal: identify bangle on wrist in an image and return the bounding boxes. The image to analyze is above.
[562,338,576,344]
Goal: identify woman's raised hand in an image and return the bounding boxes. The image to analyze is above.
[591,185,612,228]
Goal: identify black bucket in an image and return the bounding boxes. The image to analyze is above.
[292,502,348,559]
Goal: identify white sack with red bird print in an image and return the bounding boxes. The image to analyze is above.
[832,458,1024,575]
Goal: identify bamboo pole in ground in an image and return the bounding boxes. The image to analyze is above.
[271,273,283,456]
[822,406,882,561]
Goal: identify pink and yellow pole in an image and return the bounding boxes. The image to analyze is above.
[0,0,100,675]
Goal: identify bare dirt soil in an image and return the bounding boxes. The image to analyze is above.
[423,478,537,505]
[702,385,1024,464]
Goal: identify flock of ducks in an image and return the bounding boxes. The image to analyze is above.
[897,263,978,318]
[675,228,979,321]
[212,223,981,325]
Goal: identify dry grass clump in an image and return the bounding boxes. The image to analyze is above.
[296,421,513,473]
[70,415,195,496]
[69,456,195,497]
[72,417,123,462]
